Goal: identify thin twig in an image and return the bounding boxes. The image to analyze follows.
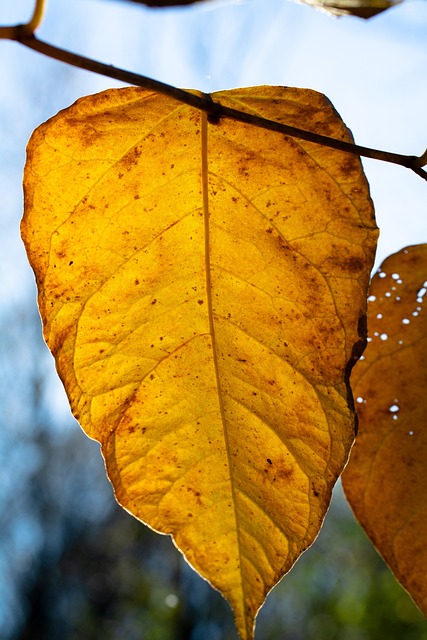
[0,0,46,39]
[5,26,427,181]
[24,0,46,35]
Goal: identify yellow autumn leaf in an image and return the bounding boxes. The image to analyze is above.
[343,244,427,617]
[22,86,378,639]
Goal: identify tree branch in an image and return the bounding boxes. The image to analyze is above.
[0,0,46,39]
[5,26,427,181]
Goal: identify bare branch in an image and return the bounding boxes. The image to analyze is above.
[4,26,427,181]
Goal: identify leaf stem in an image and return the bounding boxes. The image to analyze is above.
[0,0,45,39]
[5,27,427,181]
[23,0,46,36]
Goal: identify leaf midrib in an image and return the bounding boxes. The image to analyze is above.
[201,112,248,635]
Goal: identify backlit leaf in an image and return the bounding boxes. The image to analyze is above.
[343,245,427,617]
[300,0,402,18]
[114,0,205,6]
[106,0,401,16]
[22,86,378,639]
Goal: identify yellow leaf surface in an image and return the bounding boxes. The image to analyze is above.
[343,245,427,617]
[22,86,378,639]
